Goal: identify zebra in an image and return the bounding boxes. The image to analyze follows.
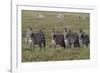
[30,29,46,49]
[65,29,73,48]
[24,26,33,49]
[52,29,66,48]
[24,27,46,50]
[78,29,90,48]
[71,32,80,48]
[37,29,46,48]
[80,32,90,48]
[64,29,80,48]
[83,34,90,48]
[78,29,84,47]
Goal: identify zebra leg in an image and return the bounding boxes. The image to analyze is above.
[52,40,56,48]
[24,37,28,49]
[73,43,75,48]
[79,39,84,48]
[85,42,89,48]
[77,41,80,48]
[32,42,35,51]
[39,43,42,49]
[62,40,66,49]
[43,40,46,48]
[30,42,33,52]
[72,43,74,48]
[74,41,78,48]
[65,40,68,48]
[43,40,46,51]
[69,43,71,48]
[63,44,66,49]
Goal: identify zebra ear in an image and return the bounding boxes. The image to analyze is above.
[64,28,67,31]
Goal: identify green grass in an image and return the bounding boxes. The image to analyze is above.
[22,10,90,62]
[22,47,90,62]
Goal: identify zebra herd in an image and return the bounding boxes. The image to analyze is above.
[23,26,90,50]
[52,28,90,49]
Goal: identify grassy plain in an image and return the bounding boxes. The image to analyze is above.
[22,10,90,62]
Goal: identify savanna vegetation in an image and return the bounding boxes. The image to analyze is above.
[22,10,90,62]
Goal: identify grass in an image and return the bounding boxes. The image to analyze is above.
[22,10,90,62]
[22,46,90,62]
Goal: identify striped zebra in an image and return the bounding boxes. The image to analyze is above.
[24,27,46,50]
[37,29,46,48]
[78,29,90,48]
[83,34,90,48]
[64,29,80,48]
[52,29,66,48]
[78,29,84,47]
[71,32,80,48]
[30,29,46,49]
[24,26,34,49]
